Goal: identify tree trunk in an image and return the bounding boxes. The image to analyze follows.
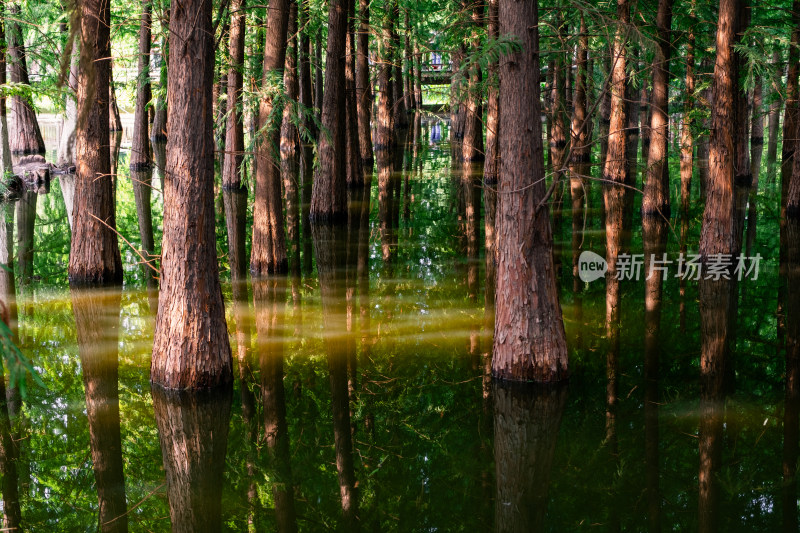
[345,0,363,188]
[299,0,314,275]
[151,9,169,142]
[58,33,80,168]
[69,0,123,284]
[767,47,782,179]
[746,76,763,257]
[699,0,740,259]
[356,0,373,167]
[315,28,324,121]
[680,10,695,218]
[783,216,800,531]
[250,0,290,274]
[569,14,589,291]
[309,0,349,221]
[7,4,44,155]
[375,2,395,154]
[484,0,499,309]
[222,0,246,189]
[151,0,233,389]
[152,388,232,533]
[492,0,568,382]
[392,1,408,130]
[72,288,128,533]
[108,68,123,133]
[282,1,301,275]
[642,0,673,217]
[414,44,423,108]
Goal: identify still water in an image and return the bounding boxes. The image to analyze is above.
[0,115,790,531]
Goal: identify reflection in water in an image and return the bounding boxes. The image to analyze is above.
[784,217,800,531]
[15,190,36,284]
[493,382,567,532]
[313,223,359,530]
[254,277,298,533]
[72,287,128,532]
[152,387,232,533]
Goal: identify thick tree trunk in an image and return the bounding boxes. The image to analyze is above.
[7,5,44,155]
[642,0,673,217]
[72,288,128,533]
[493,382,567,532]
[282,1,301,275]
[69,0,123,284]
[309,0,350,221]
[250,0,290,274]
[699,0,740,258]
[151,0,232,389]
[356,0,373,167]
[492,0,568,382]
[222,0,246,189]
[152,388,232,533]
[375,2,395,154]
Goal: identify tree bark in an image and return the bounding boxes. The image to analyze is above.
[250,0,290,274]
[680,9,695,219]
[151,10,169,142]
[356,0,374,167]
[299,0,314,274]
[484,0,499,309]
[345,0,363,188]
[6,4,44,155]
[746,75,763,257]
[58,32,80,168]
[222,0,246,189]
[282,1,301,275]
[767,47,782,179]
[108,68,123,133]
[309,0,350,222]
[392,0,408,130]
[569,14,589,292]
[72,288,128,533]
[699,0,741,259]
[69,0,123,285]
[642,0,673,217]
[151,0,233,389]
[492,0,568,382]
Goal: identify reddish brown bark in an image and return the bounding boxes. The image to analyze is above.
[251,0,290,274]
[282,1,301,274]
[69,0,123,285]
[492,0,567,382]
[222,0,246,189]
[680,10,695,218]
[569,14,589,291]
[6,4,44,155]
[345,0,363,188]
[151,0,232,389]
[642,0,673,217]
[356,0,374,166]
[484,0,499,308]
[309,0,349,221]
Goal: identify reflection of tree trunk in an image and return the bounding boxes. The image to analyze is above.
[312,223,359,530]
[0,202,19,532]
[254,277,298,533]
[15,190,36,285]
[783,217,800,532]
[643,217,667,533]
[152,387,232,533]
[224,188,248,281]
[72,287,128,532]
[493,382,567,533]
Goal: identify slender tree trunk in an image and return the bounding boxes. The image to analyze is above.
[250,0,290,274]
[69,0,123,284]
[569,14,589,291]
[731,2,751,260]
[72,288,128,533]
[356,0,374,167]
[414,44,423,108]
[282,1,301,276]
[151,0,233,389]
[299,0,314,274]
[642,0,673,217]
[375,2,395,153]
[392,1,408,129]
[492,0,568,382]
[746,76,764,257]
[222,0,246,189]
[767,47,782,179]
[404,10,415,111]
[7,4,44,155]
[680,9,695,218]
[151,9,169,142]
[108,68,123,133]
[58,32,80,168]
[309,0,350,221]
[345,0,363,188]
[484,0,499,309]
[315,28,324,120]
[550,16,567,276]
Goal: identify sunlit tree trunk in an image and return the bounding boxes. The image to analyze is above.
[356,0,373,167]
[151,0,233,389]
[57,31,79,168]
[69,0,123,284]
[309,0,349,221]
[151,9,169,142]
[251,0,290,274]
[7,4,44,155]
[642,0,673,218]
[484,0,499,309]
[680,8,695,219]
[492,0,568,382]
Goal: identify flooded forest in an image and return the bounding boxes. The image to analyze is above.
[0,0,796,530]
